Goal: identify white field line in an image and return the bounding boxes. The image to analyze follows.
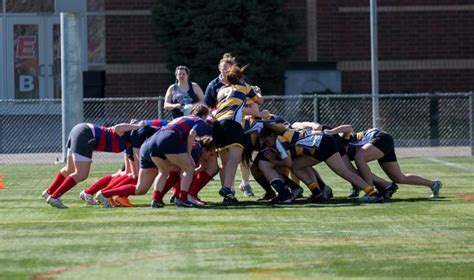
[426,157,474,173]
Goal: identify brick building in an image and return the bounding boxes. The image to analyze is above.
[105,0,474,96]
[0,0,472,99]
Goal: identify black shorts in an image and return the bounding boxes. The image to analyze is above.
[213,119,244,150]
[347,131,397,163]
[331,134,346,156]
[67,123,95,159]
[311,134,339,162]
[371,131,397,163]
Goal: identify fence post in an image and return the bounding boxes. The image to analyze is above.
[158,97,163,119]
[61,12,84,161]
[429,93,440,147]
[313,94,319,122]
[470,92,474,156]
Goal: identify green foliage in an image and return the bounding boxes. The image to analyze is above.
[152,0,301,94]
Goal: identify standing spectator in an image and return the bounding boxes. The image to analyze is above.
[164,66,204,119]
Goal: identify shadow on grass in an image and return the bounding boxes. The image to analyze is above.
[110,196,449,210]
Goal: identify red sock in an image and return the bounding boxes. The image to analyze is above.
[102,184,136,198]
[152,190,164,201]
[84,174,113,195]
[178,190,188,201]
[51,176,77,198]
[162,171,181,195]
[103,175,130,191]
[189,171,212,197]
[46,172,65,194]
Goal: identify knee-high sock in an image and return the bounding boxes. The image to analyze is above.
[51,176,77,198]
[102,184,136,198]
[103,175,132,191]
[162,171,180,195]
[189,171,212,197]
[46,172,66,194]
[254,175,274,194]
[84,175,113,195]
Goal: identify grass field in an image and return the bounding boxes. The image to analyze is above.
[1,157,473,279]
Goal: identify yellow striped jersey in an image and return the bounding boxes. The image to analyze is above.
[215,83,258,125]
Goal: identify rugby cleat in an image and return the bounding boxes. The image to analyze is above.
[239,182,255,197]
[175,198,194,208]
[348,185,360,198]
[382,183,399,200]
[42,190,50,200]
[360,193,384,203]
[290,186,304,200]
[187,194,205,206]
[219,187,236,200]
[114,196,133,207]
[46,196,68,209]
[95,191,112,208]
[79,190,97,205]
[430,180,442,198]
[151,199,165,208]
[256,192,277,202]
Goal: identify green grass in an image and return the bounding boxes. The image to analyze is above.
[1,157,473,279]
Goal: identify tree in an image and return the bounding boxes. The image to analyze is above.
[152,0,300,94]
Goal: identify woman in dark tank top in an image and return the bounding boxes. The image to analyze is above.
[164,65,205,119]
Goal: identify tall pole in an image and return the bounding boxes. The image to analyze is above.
[370,0,380,128]
[61,12,83,161]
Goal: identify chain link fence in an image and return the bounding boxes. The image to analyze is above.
[1,92,473,164]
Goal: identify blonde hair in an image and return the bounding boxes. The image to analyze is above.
[218,53,236,71]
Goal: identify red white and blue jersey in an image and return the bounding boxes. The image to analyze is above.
[145,119,169,128]
[162,116,211,142]
[130,119,169,149]
[92,125,131,153]
[191,141,203,164]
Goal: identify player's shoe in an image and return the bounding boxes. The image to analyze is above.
[326,185,334,199]
[239,182,255,197]
[95,191,112,208]
[360,193,384,203]
[114,196,133,207]
[79,190,97,205]
[46,196,68,209]
[222,197,239,205]
[187,194,205,206]
[382,183,399,200]
[348,185,360,198]
[290,186,304,200]
[430,180,442,198]
[42,190,50,200]
[219,187,236,200]
[256,192,277,202]
[151,199,165,208]
[175,198,194,208]
[272,191,294,204]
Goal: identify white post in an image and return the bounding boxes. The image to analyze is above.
[370,0,380,128]
[61,12,84,161]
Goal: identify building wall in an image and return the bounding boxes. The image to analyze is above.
[103,0,474,96]
[316,0,474,93]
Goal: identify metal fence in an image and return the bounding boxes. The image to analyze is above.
[0,92,473,164]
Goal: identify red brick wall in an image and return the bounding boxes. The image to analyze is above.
[103,0,474,96]
[105,74,172,97]
[316,0,474,92]
[342,70,474,93]
[105,15,166,64]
